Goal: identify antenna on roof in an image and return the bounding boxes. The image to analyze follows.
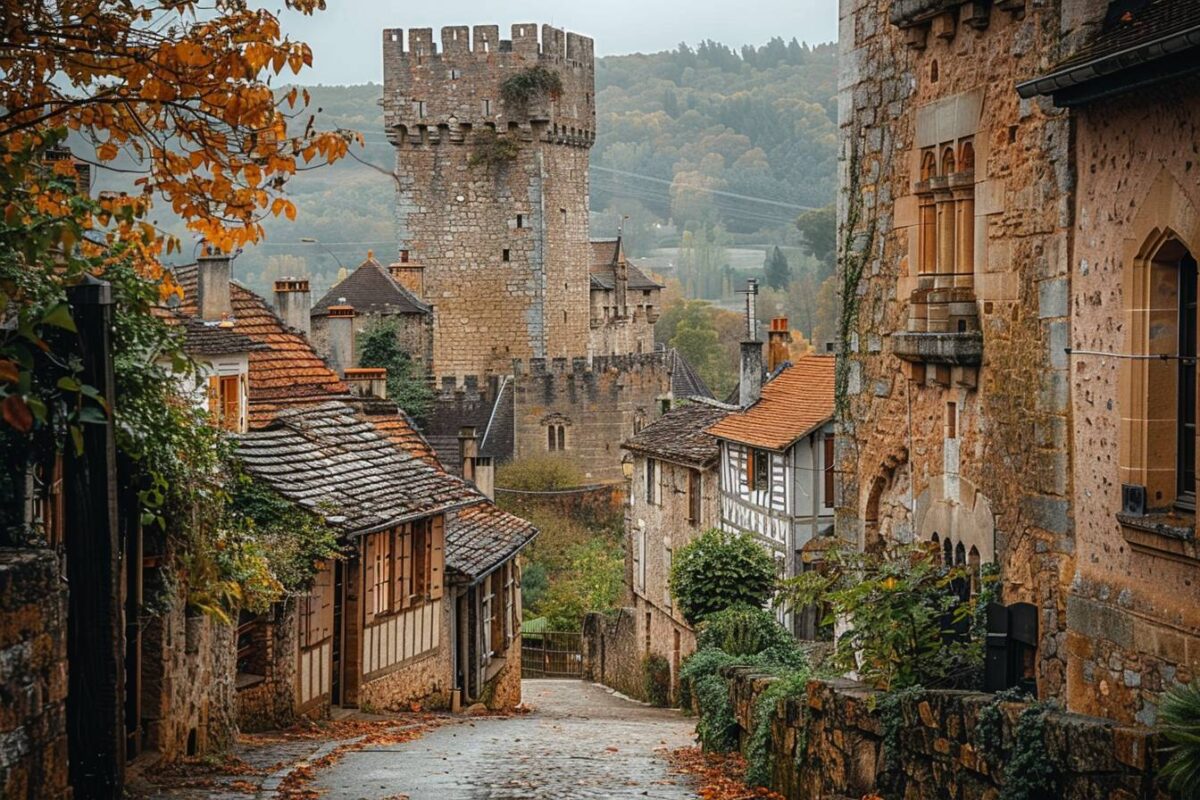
[736,279,759,341]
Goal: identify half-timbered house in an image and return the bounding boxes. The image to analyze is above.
[705,355,836,593]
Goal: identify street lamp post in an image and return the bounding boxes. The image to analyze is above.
[299,236,346,272]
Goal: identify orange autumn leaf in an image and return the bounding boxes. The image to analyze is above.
[0,360,19,384]
[2,395,33,433]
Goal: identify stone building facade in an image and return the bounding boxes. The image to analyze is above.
[622,404,727,702]
[1016,0,1200,725]
[839,0,1199,720]
[837,0,1081,702]
[382,24,596,379]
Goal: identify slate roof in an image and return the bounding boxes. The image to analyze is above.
[588,238,663,292]
[172,264,351,428]
[667,348,714,400]
[235,402,478,536]
[1017,0,1200,100]
[706,355,835,451]
[445,502,539,582]
[622,403,728,468]
[479,377,515,462]
[311,255,429,318]
[178,317,267,357]
[355,397,444,469]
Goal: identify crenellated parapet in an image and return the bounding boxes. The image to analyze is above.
[382,24,596,149]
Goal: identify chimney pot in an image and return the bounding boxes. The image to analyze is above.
[323,305,357,376]
[767,317,791,372]
[274,278,311,337]
[345,367,388,399]
[739,340,764,407]
[197,249,232,321]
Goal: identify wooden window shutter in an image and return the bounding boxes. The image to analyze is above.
[490,573,503,656]
[317,561,333,642]
[238,372,249,432]
[206,375,219,417]
[504,562,514,646]
[398,528,412,608]
[364,533,377,623]
[745,448,755,490]
[429,515,444,600]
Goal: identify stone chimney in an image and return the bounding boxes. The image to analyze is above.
[459,426,478,484]
[274,278,311,337]
[389,249,425,298]
[767,317,791,373]
[739,340,764,407]
[325,304,356,377]
[197,247,232,321]
[345,367,387,399]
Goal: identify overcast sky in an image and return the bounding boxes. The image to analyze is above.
[263,0,838,85]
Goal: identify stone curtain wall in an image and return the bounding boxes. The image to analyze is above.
[0,549,70,800]
[383,25,595,380]
[726,669,1168,800]
[836,0,1078,700]
[512,354,671,483]
[582,609,646,702]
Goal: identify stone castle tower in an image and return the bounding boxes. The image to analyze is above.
[382,24,596,379]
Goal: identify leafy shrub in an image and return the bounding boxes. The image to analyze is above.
[669,528,776,624]
[496,454,585,491]
[357,318,435,422]
[642,653,672,707]
[778,541,980,690]
[697,604,796,657]
[1160,681,1200,798]
[538,538,623,631]
[500,65,563,107]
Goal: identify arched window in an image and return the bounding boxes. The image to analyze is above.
[920,150,937,180]
[547,423,567,452]
[943,538,953,567]
[930,59,939,83]
[955,542,966,566]
[968,546,981,595]
[941,147,956,176]
[959,140,975,171]
[918,151,938,276]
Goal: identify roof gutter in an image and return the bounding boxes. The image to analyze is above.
[1016,26,1200,102]
[347,497,481,539]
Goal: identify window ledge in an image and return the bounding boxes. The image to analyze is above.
[1117,511,1198,563]
[236,672,266,691]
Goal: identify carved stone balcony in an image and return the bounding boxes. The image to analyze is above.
[892,330,983,365]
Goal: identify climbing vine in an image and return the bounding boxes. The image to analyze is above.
[468,128,521,170]
[744,668,812,787]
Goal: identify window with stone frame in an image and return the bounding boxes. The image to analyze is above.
[915,138,976,290]
[645,458,661,505]
[687,468,701,525]
[547,423,566,452]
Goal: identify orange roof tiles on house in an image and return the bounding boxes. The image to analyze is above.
[357,398,445,469]
[172,264,351,428]
[705,355,835,451]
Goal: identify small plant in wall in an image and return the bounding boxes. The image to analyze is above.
[1159,681,1200,799]
[500,65,563,108]
[468,128,520,170]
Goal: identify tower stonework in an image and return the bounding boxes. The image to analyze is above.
[383,24,596,380]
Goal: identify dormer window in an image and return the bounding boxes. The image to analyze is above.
[207,371,246,433]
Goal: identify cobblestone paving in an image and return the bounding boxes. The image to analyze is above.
[313,680,700,799]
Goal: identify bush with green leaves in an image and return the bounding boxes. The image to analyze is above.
[1159,681,1200,799]
[500,65,563,107]
[778,540,980,690]
[495,454,585,491]
[669,528,776,625]
[696,603,797,657]
[357,318,435,423]
[642,653,672,707]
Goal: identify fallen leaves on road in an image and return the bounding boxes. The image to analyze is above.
[666,747,785,800]
[275,716,441,799]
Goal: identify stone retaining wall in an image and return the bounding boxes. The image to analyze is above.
[581,608,645,701]
[726,669,1169,800]
[0,549,70,800]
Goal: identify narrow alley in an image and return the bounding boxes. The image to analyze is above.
[312,680,698,799]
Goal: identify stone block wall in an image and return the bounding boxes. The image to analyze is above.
[0,549,70,800]
[512,353,670,482]
[236,602,304,733]
[581,608,646,701]
[726,669,1168,800]
[139,585,237,760]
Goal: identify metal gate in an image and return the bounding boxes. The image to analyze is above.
[521,631,583,678]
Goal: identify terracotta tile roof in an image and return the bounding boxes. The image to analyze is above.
[445,502,539,581]
[312,255,429,318]
[172,264,350,428]
[622,403,728,467]
[705,355,835,451]
[234,401,478,536]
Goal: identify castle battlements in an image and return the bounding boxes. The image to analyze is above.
[383,24,595,145]
[511,351,668,379]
